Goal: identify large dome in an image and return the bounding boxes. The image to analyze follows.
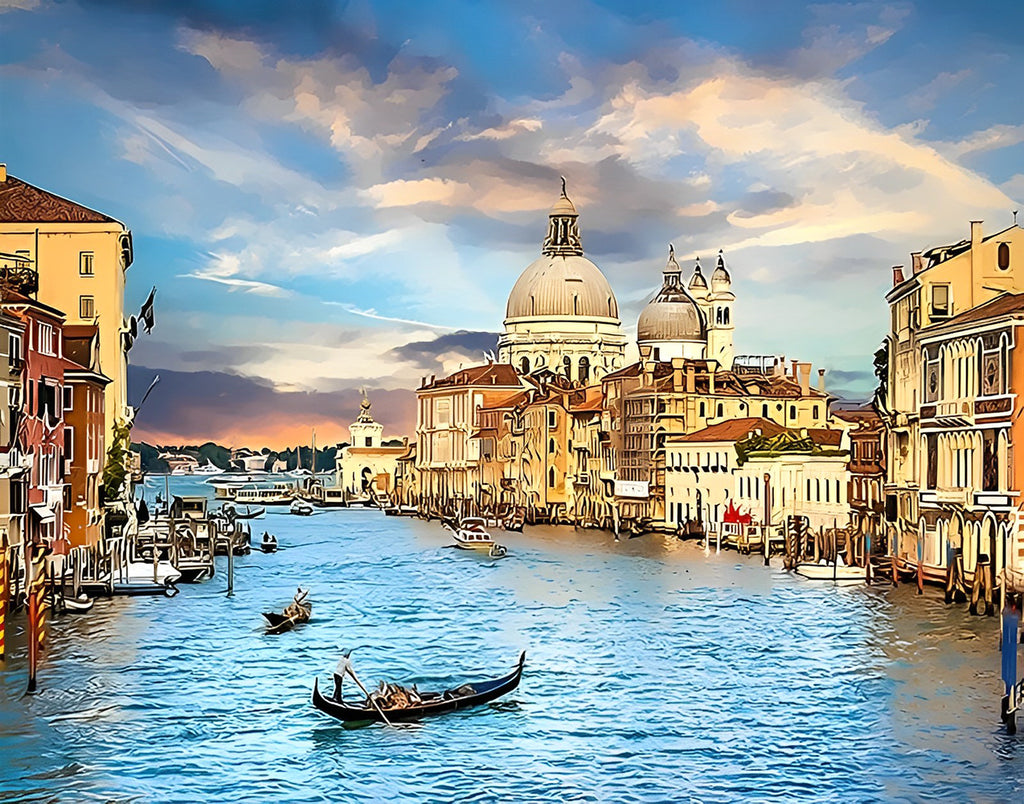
[504,180,619,322]
[506,254,619,320]
[638,247,706,344]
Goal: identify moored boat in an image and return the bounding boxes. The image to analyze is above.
[290,499,314,516]
[311,651,526,724]
[794,559,866,585]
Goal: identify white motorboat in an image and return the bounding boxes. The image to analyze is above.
[194,462,222,475]
[289,499,314,516]
[443,517,500,551]
[794,558,866,586]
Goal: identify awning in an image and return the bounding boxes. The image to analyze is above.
[29,504,56,524]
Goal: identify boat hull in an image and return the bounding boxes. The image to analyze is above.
[794,563,866,585]
[312,652,525,723]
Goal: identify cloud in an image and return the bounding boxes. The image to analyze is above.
[389,330,500,370]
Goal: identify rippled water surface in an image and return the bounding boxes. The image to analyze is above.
[3,477,1024,802]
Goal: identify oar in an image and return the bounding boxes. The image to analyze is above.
[347,673,393,726]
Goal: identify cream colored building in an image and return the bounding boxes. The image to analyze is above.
[497,181,627,382]
[336,395,407,498]
[882,218,1024,586]
[0,166,132,455]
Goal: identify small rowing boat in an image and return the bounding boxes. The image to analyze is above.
[311,651,526,723]
[794,558,866,586]
[263,588,311,634]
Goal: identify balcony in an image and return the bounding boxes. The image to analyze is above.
[934,487,972,506]
[0,448,32,477]
[8,356,24,375]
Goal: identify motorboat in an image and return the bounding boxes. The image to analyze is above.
[794,557,867,586]
[312,652,525,724]
[194,462,222,475]
[290,499,314,516]
[60,594,95,614]
[443,517,499,551]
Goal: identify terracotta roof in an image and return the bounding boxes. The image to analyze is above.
[0,174,119,225]
[569,390,604,413]
[924,292,1024,330]
[675,417,787,443]
[807,428,843,447]
[831,405,880,427]
[421,363,522,390]
[480,390,530,411]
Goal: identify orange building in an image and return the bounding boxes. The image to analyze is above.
[62,325,109,549]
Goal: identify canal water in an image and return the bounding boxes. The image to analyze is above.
[2,477,1024,802]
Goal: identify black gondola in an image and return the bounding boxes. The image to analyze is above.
[311,651,526,723]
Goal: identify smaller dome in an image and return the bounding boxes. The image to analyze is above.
[638,246,707,344]
[711,250,731,291]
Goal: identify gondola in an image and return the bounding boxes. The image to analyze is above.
[311,651,526,724]
[262,606,311,634]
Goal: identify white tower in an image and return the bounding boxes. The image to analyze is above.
[707,250,735,370]
[348,391,384,448]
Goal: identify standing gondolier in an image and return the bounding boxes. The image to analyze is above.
[334,648,369,701]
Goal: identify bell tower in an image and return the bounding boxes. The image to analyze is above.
[706,250,735,370]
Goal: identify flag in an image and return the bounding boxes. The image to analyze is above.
[140,287,156,334]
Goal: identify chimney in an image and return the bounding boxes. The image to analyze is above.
[685,364,696,393]
[971,220,983,247]
[430,374,436,385]
[671,357,684,390]
[798,362,811,396]
[777,355,786,378]
[0,164,6,182]
[421,376,427,388]
[708,362,716,395]
[892,266,905,285]
[817,368,826,393]
[911,253,923,275]
[790,359,798,381]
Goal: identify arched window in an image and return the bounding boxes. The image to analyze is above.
[724,307,730,325]
[998,242,1010,270]
[549,467,556,487]
[573,295,579,315]
[806,479,811,499]
[716,403,724,417]
[563,355,572,380]
[531,295,536,315]
[548,438,556,454]
[762,403,769,418]
[608,298,613,316]
[789,405,796,419]
[699,401,706,417]
[520,357,530,374]
[578,356,590,384]
[812,405,819,420]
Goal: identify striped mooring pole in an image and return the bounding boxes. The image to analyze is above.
[0,531,8,662]
[26,540,47,693]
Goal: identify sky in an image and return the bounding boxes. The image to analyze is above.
[2,0,1023,448]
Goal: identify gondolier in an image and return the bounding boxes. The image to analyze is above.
[334,648,370,701]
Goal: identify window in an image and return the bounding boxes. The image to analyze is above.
[520,357,530,375]
[364,437,372,447]
[63,386,72,412]
[998,242,1010,271]
[716,403,724,417]
[931,284,951,317]
[548,409,556,429]
[724,308,730,325]
[38,323,54,356]
[579,357,590,384]
[789,405,796,419]
[548,438,556,455]
[64,427,74,462]
[79,252,95,276]
[699,402,706,417]
[79,296,95,319]
[812,405,819,420]
[762,403,769,418]
[8,332,21,367]
[549,467,556,487]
